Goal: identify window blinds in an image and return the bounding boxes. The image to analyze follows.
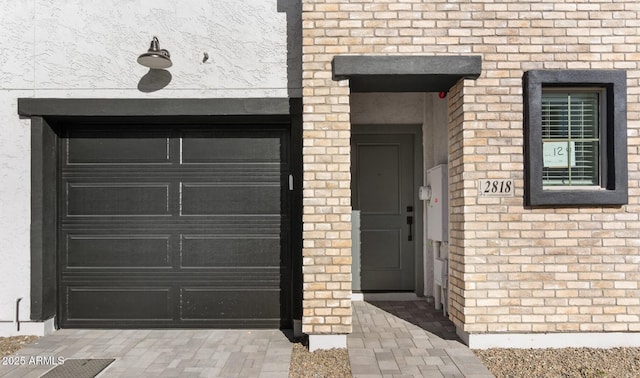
[541,91,600,186]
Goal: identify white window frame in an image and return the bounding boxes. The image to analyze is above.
[541,88,604,189]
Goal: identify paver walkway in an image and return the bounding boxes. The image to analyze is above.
[1,300,493,377]
[349,300,494,378]
[0,329,292,377]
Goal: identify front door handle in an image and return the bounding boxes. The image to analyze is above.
[406,215,413,241]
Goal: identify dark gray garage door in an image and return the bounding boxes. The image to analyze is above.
[58,123,290,328]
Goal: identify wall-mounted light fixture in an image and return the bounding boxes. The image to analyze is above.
[137,36,172,69]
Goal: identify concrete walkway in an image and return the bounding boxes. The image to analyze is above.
[0,329,292,377]
[349,300,494,378]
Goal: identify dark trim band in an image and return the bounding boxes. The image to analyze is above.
[18,98,293,117]
[332,55,482,92]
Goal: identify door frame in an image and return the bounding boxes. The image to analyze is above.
[351,124,424,296]
[20,97,301,328]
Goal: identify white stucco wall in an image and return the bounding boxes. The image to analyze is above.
[0,0,294,334]
[2,0,290,97]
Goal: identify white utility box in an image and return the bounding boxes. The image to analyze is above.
[426,164,448,242]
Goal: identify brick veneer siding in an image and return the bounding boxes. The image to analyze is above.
[302,0,640,336]
[447,79,467,329]
[301,3,353,334]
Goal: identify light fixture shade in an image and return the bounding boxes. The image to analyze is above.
[137,36,172,69]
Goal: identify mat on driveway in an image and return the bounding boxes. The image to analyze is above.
[41,359,114,378]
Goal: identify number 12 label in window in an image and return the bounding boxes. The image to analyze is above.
[543,141,576,168]
[478,179,514,197]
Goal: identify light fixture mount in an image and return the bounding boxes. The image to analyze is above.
[137,36,172,69]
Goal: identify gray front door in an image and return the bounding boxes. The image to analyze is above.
[352,131,415,291]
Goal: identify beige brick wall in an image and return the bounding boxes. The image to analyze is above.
[447,79,467,329]
[301,2,353,334]
[302,0,640,335]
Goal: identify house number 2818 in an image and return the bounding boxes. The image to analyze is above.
[478,179,514,197]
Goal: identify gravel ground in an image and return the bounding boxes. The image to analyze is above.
[474,347,640,378]
[288,338,351,378]
[0,336,39,358]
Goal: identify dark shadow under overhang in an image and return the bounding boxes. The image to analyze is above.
[332,55,482,92]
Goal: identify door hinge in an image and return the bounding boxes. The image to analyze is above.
[289,174,294,191]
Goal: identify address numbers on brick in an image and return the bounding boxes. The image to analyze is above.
[478,179,514,197]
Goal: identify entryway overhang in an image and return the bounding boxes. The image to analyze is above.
[332,55,482,92]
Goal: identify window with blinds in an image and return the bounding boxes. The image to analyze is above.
[524,70,627,206]
[541,91,600,187]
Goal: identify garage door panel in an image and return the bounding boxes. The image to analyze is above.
[181,288,280,320]
[65,235,171,268]
[66,287,173,321]
[59,124,290,328]
[66,183,170,216]
[66,136,171,165]
[180,183,280,215]
[180,235,280,267]
[181,137,281,163]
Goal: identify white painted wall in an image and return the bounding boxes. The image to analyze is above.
[2,0,291,97]
[422,93,449,303]
[350,92,449,301]
[350,93,425,125]
[423,93,449,169]
[0,0,294,335]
